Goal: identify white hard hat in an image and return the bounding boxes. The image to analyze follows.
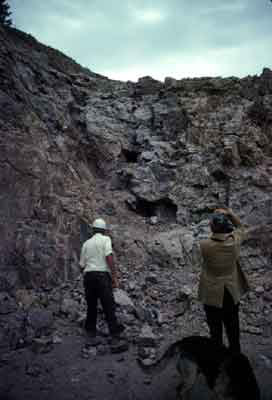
[92,218,107,230]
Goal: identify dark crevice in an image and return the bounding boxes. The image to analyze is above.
[122,148,139,163]
[211,169,230,181]
[132,197,177,222]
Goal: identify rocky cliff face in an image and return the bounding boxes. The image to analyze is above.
[1,25,271,287]
[0,25,272,353]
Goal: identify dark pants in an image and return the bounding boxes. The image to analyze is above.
[204,288,241,352]
[83,271,119,335]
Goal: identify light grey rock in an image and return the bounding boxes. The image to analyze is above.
[137,323,157,347]
[255,286,265,294]
[149,228,197,269]
[128,281,137,291]
[52,334,62,344]
[150,216,158,225]
[113,289,134,308]
[139,358,156,367]
[60,298,79,320]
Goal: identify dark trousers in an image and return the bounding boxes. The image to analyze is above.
[204,288,241,352]
[83,271,119,335]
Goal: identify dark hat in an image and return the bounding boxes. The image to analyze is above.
[211,213,233,233]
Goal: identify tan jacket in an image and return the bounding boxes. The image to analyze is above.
[198,227,249,307]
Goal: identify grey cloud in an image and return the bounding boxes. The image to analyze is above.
[9,0,272,80]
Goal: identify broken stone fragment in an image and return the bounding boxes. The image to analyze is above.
[60,298,79,320]
[114,288,134,308]
[137,323,157,347]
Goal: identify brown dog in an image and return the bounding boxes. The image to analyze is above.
[139,336,260,400]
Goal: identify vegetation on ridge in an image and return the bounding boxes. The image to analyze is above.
[0,0,12,26]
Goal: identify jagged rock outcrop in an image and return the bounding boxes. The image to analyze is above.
[0,25,272,360]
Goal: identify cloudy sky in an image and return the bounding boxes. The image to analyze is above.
[9,0,272,82]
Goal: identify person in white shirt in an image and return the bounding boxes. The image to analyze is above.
[80,218,123,338]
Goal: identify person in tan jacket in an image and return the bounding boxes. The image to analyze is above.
[198,208,249,352]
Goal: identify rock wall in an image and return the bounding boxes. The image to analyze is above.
[0,24,271,297]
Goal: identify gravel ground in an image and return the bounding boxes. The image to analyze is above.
[1,322,272,400]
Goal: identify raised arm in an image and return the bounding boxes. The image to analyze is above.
[214,208,242,227]
[214,207,269,239]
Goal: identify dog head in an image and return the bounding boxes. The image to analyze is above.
[214,352,261,400]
